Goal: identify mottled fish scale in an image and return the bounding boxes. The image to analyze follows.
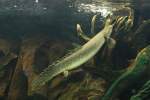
[31,18,114,91]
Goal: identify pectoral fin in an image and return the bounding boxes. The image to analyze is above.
[76,24,91,41]
[106,38,116,49]
[104,37,116,49]
[103,37,116,59]
[91,15,97,34]
[63,70,69,77]
[71,43,81,48]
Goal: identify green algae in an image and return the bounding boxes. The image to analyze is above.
[102,45,150,100]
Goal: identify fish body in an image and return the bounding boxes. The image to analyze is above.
[102,45,150,100]
[31,18,114,91]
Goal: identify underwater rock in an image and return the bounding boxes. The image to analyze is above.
[0,37,18,76]
[0,37,19,98]
[0,57,17,97]
[0,37,19,56]
[6,33,78,100]
[0,52,17,74]
[7,52,28,100]
[0,38,11,56]
[48,72,106,100]
[0,80,8,97]
[7,35,49,100]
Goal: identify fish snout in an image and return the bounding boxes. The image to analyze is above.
[113,15,133,33]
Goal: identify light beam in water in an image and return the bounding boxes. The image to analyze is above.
[35,0,39,3]
[76,3,113,17]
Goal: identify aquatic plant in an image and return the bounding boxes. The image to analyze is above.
[130,80,150,100]
[102,45,150,100]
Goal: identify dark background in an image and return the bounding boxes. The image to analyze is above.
[0,0,149,40]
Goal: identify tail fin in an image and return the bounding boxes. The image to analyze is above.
[31,63,60,92]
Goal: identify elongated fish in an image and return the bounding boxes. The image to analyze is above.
[31,17,114,91]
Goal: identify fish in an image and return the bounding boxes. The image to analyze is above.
[77,24,90,41]
[91,15,97,34]
[77,15,98,42]
[124,16,133,31]
[31,16,115,92]
[115,16,128,32]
